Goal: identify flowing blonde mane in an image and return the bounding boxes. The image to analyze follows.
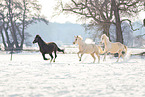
[77,35,83,40]
[101,34,109,42]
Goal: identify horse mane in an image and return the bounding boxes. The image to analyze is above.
[101,34,109,41]
[46,42,55,45]
[77,35,83,40]
[35,34,47,44]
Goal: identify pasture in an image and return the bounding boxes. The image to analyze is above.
[0,48,145,97]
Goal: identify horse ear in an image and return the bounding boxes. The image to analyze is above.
[36,35,40,38]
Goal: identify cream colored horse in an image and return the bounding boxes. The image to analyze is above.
[73,35,104,63]
[101,34,127,62]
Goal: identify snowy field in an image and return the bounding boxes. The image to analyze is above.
[0,51,145,97]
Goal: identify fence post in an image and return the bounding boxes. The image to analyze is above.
[10,47,13,61]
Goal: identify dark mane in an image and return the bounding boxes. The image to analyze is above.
[46,42,55,45]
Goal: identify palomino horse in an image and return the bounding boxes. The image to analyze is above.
[100,34,127,62]
[73,35,104,63]
[33,35,64,62]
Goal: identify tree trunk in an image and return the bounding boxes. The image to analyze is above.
[112,0,123,43]
[103,24,111,40]
[20,0,26,49]
[0,25,13,51]
[8,0,19,49]
[0,26,7,48]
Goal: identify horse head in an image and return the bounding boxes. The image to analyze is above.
[33,35,41,44]
[100,34,109,44]
[73,35,83,44]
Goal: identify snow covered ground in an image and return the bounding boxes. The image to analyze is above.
[0,51,145,97]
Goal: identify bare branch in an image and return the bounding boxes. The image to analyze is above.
[121,19,143,31]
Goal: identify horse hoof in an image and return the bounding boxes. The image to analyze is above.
[44,58,50,60]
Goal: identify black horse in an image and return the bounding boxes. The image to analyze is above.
[33,35,64,62]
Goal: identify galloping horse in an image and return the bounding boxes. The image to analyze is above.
[73,35,104,63]
[100,34,127,62]
[33,35,64,62]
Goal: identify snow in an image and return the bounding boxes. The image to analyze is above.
[0,50,145,97]
[85,38,95,44]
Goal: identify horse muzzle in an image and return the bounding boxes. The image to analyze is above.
[73,42,75,44]
[33,41,36,44]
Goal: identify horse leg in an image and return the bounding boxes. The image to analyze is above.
[49,53,53,63]
[77,51,81,58]
[103,52,107,61]
[42,53,50,60]
[91,53,96,63]
[79,54,83,61]
[53,51,57,62]
[117,50,122,62]
[121,51,125,59]
[95,53,100,63]
[77,51,83,61]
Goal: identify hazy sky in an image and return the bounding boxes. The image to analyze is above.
[38,0,145,24]
[38,0,80,24]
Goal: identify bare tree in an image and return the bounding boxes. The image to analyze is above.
[0,0,48,51]
[112,0,144,43]
[54,0,113,38]
[55,0,144,43]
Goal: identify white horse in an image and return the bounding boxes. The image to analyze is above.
[73,35,104,63]
[101,34,127,62]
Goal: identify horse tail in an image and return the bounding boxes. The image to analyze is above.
[52,43,64,53]
[57,47,64,53]
[98,46,104,54]
[124,45,127,55]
